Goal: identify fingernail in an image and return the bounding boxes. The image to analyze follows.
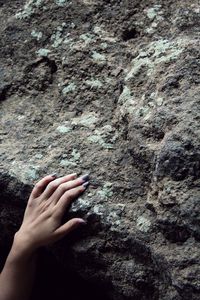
[50,173,57,178]
[79,219,87,225]
[83,181,90,189]
[81,174,90,182]
[71,173,77,178]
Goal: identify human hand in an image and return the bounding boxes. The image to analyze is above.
[14,173,89,256]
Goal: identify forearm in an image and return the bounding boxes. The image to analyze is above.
[0,235,38,300]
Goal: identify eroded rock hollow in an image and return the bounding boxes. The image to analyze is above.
[0,0,200,299]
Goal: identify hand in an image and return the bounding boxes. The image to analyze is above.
[14,173,89,255]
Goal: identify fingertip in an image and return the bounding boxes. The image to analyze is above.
[76,218,87,225]
[50,173,57,178]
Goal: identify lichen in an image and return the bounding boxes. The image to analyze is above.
[71,149,81,162]
[15,0,44,19]
[31,30,43,41]
[51,23,66,48]
[71,112,99,127]
[62,83,76,95]
[87,125,117,149]
[9,161,40,182]
[97,182,113,199]
[55,0,67,6]
[136,216,151,232]
[59,149,81,167]
[85,79,103,88]
[80,33,95,44]
[92,51,106,63]
[36,48,51,57]
[146,5,162,20]
[118,86,133,104]
[125,39,185,80]
[60,159,77,167]
[56,125,72,133]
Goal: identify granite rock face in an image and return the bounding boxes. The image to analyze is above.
[0,0,200,299]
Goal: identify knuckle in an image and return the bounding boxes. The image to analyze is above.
[65,190,73,200]
[48,181,57,189]
[58,183,66,193]
[35,182,43,189]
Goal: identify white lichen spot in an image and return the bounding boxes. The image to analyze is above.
[55,0,67,6]
[36,48,51,57]
[71,149,81,162]
[92,51,106,63]
[87,125,117,149]
[31,30,43,41]
[85,79,103,88]
[71,112,99,128]
[71,197,91,212]
[93,25,117,42]
[34,153,43,159]
[146,5,162,20]
[100,42,108,49]
[136,216,151,233]
[97,182,113,199]
[60,148,80,167]
[118,86,136,116]
[50,23,67,47]
[62,83,76,95]
[80,33,95,44]
[15,0,44,19]
[60,159,77,167]
[87,135,113,149]
[56,125,72,133]
[92,204,104,216]
[118,86,133,104]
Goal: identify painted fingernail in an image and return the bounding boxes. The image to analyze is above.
[81,174,90,182]
[50,173,57,178]
[83,181,90,189]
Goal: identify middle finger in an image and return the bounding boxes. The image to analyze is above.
[45,174,89,204]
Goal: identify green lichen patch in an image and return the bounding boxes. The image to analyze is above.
[146,5,162,20]
[56,125,72,133]
[15,0,44,19]
[60,149,81,167]
[31,30,43,41]
[118,86,133,104]
[9,161,40,182]
[125,39,185,81]
[85,79,103,88]
[87,125,117,149]
[36,48,51,57]
[71,112,99,128]
[62,83,77,95]
[80,33,96,44]
[97,182,114,199]
[71,149,81,162]
[92,51,106,63]
[136,216,151,232]
[55,0,68,6]
[51,23,67,48]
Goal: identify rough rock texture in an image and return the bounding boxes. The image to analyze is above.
[0,0,200,299]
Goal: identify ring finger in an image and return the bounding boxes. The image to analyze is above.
[48,175,88,204]
[41,173,77,199]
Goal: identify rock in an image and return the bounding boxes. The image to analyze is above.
[0,1,200,299]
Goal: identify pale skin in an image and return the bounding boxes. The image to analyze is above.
[0,172,89,300]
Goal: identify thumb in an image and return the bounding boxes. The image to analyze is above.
[53,218,86,240]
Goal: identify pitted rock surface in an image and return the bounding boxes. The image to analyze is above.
[0,1,200,299]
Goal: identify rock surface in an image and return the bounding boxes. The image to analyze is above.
[0,0,200,299]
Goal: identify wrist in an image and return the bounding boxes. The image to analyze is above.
[8,232,38,263]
